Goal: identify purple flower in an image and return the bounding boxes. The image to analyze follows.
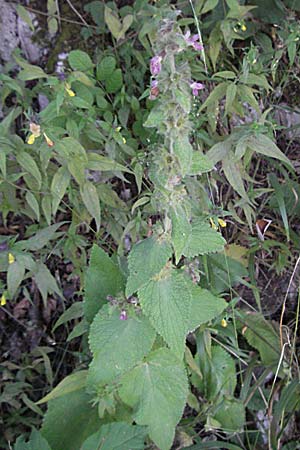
[150,55,162,76]
[190,81,205,96]
[184,30,204,51]
[119,310,128,321]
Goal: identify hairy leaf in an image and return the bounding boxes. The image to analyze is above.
[126,236,172,297]
[81,422,147,450]
[119,348,188,450]
[88,306,155,387]
[183,219,226,258]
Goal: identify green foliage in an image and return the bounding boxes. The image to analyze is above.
[1,0,299,448]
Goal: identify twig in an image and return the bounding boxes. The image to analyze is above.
[64,0,89,27]
[25,6,97,29]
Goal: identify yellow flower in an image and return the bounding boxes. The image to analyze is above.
[65,83,75,97]
[217,218,226,228]
[8,253,15,264]
[0,294,6,306]
[122,137,126,144]
[221,318,228,328]
[43,132,54,147]
[209,217,218,230]
[241,24,247,32]
[27,134,36,145]
[115,126,122,132]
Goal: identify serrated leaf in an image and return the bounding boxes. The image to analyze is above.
[7,260,25,297]
[105,68,123,93]
[248,134,293,168]
[214,398,245,432]
[138,269,193,358]
[16,151,42,189]
[126,236,172,297]
[81,422,147,450]
[189,285,227,332]
[37,370,87,405]
[84,245,124,322]
[119,348,188,450]
[96,56,116,81]
[68,50,94,72]
[88,306,155,387]
[174,135,193,176]
[170,206,192,264]
[189,152,213,175]
[25,191,40,221]
[183,219,226,258]
[41,390,100,450]
[80,181,101,231]
[144,108,165,128]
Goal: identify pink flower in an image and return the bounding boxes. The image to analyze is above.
[119,310,128,320]
[190,81,205,96]
[150,55,162,76]
[184,30,204,51]
[149,79,159,100]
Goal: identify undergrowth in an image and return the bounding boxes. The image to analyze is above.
[0,0,300,449]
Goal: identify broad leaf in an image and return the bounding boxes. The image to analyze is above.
[16,151,42,189]
[87,306,155,387]
[81,422,147,450]
[189,152,213,175]
[51,166,71,216]
[119,348,188,450]
[7,260,25,297]
[96,56,116,81]
[189,285,227,332]
[138,269,192,358]
[171,206,192,264]
[173,135,193,176]
[14,429,51,450]
[213,398,245,432]
[183,219,226,258]
[126,236,172,297]
[84,245,124,322]
[68,50,94,71]
[41,389,100,450]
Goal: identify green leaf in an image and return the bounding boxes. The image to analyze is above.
[7,260,25,297]
[144,108,165,128]
[222,154,249,201]
[37,370,87,404]
[248,134,293,168]
[138,269,192,358]
[16,151,42,189]
[189,285,227,332]
[51,166,71,216]
[96,56,116,81]
[87,153,131,172]
[42,195,52,225]
[199,82,228,112]
[25,191,40,221]
[16,5,34,31]
[189,152,213,175]
[87,306,155,387]
[14,429,51,450]
[241,313,280,366]
[17,222,64,251]
[206,139,232,165]
[104,6,122,40]
[68,50,94,72]
[119,348,188,450]
[67,159,86,185]
[41,389,100,450]
[52,302,83,332]
[201,0,219,14]
[105,69,123,93]
[126,236,172,297]
[174,135,193,176]
[34,263,61,305]
[225,83,237,116]
[18,65,47,81]
[84,245,124,322]
[214,398,245,432]
[170,206,192,264]
[80,181,101,231]
[183,219,226,258]
[81,422,147,450]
